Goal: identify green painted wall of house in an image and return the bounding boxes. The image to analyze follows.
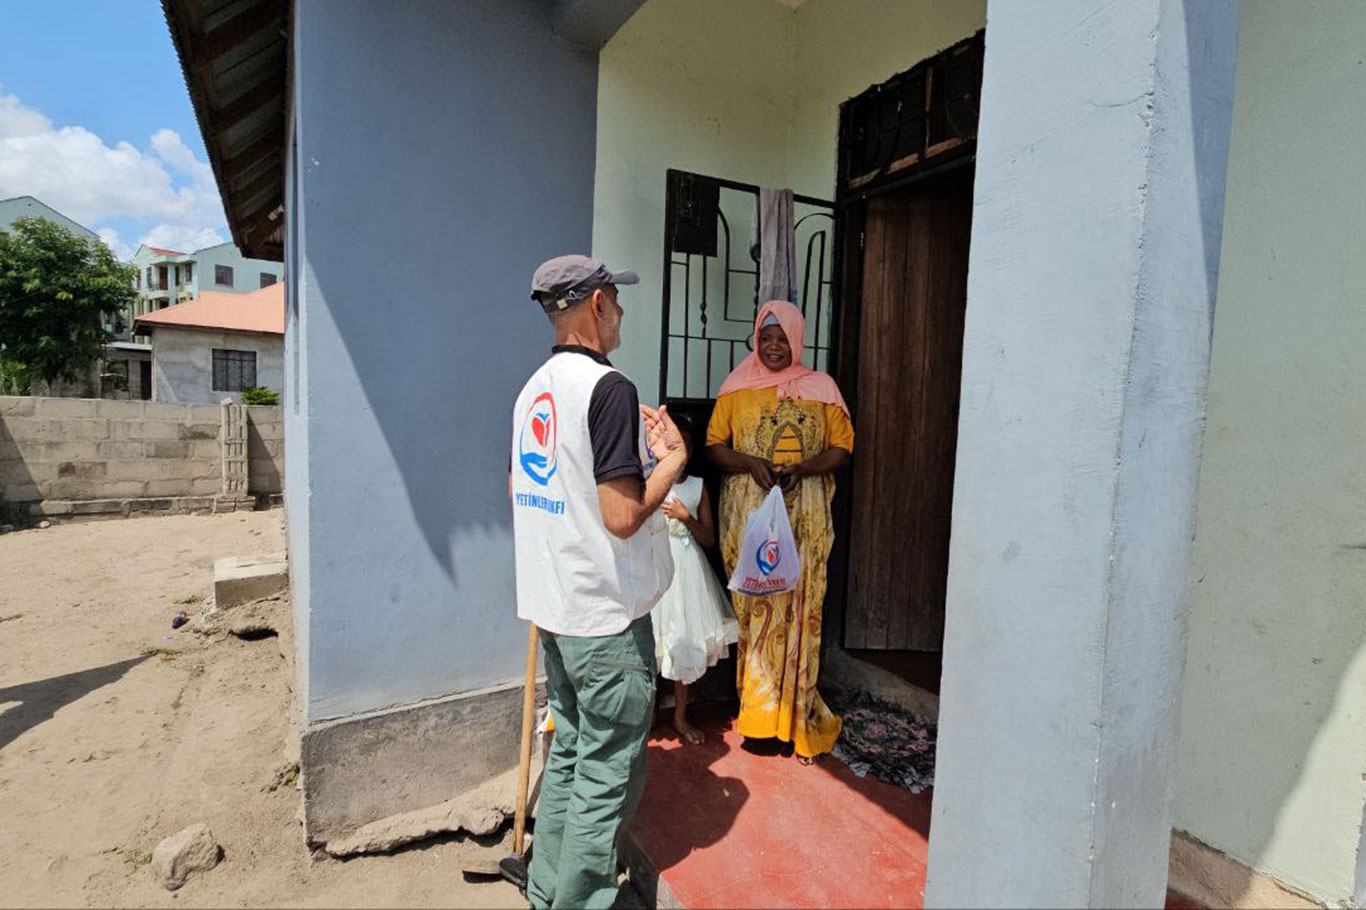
[1172,2,1366,903]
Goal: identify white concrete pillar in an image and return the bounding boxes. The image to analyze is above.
[925,1,1240,907]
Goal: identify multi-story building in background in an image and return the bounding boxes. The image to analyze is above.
[128,241,284,342]
[0,195,98,242]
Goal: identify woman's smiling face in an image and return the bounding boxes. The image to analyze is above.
[758,324,793,372]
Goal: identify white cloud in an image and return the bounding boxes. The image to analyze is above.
[150,129,215,187]
[137,223,225,253]
[97,226,131,260]
[0,86,226,251]
[0,91,50,139]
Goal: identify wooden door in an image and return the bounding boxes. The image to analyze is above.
[843,171,973,651]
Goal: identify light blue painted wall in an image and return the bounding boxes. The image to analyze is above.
[289,0,598,722]
[925,0,1238,904]
[284,90,311,716]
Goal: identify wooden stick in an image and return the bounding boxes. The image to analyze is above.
[512,623,539,855]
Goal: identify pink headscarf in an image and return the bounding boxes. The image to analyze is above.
[716,300,850,416]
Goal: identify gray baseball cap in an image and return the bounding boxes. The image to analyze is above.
[530,255,639,313]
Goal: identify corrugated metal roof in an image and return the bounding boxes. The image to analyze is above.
[162,0,287,262]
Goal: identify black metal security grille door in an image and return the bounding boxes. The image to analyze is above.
[840,31,984,195]
[659,170,837,405]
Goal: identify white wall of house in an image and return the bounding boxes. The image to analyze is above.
[150,327,284,405]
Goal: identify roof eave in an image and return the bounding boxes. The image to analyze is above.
[161,0,289,262]
[135,319,283,337]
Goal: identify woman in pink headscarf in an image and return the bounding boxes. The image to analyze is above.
[705,300,853,761]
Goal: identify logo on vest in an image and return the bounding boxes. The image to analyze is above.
[518,392,558,486]
[755,539,782,576]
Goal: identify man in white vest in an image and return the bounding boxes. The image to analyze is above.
[511,255,686,909]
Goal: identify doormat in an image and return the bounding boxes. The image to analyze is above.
[827,689,936,794]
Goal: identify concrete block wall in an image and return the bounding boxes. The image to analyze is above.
[0,397,221,504]
[246,405,284,495]
[0,397,285,514]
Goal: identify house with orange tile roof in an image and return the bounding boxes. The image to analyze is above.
[134,282,283,404]
[128,240,284,341]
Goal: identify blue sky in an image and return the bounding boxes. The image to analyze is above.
[0,2,227,259]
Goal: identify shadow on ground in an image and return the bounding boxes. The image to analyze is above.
[0,656,148,751]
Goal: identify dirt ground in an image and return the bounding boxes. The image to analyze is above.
[0,511,524,908]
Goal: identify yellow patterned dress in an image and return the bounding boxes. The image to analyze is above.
[706,388,854,758]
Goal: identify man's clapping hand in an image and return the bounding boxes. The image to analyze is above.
[640,404,686,463]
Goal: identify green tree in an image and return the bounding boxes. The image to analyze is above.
[241,386,279,406]
[0,355,31,396]
[0,216,136,387]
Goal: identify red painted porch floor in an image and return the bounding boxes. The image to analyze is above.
[626,702,1202,909]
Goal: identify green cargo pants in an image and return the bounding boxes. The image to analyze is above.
[527,614,656,910]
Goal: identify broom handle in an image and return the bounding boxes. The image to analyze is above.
[512,622,539,855]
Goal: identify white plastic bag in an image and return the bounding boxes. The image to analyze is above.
[727,486,802,596]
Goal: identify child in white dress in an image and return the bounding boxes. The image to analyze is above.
[653,428,740,745]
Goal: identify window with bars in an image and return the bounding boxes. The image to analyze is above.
[660,170,836,403]
[259,272,277,289]
[841,30,984,191]
[215,264,234,287]
[212,349,257,392]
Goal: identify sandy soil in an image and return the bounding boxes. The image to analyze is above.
[0,511,524,908]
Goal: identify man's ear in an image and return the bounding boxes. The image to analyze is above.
[589,288,606,319]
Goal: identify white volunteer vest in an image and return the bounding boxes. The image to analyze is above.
[511,351,674,636]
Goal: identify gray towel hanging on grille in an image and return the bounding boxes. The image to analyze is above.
[749,187,797,305]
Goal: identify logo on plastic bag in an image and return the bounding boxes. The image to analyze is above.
[755,540,782,576]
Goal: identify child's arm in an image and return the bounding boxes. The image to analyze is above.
[661,488,716,548]
[690,487,717,549]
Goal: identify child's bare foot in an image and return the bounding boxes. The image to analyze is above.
[673,713,705,745]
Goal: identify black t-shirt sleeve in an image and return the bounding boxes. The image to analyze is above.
[587,373,643,484]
